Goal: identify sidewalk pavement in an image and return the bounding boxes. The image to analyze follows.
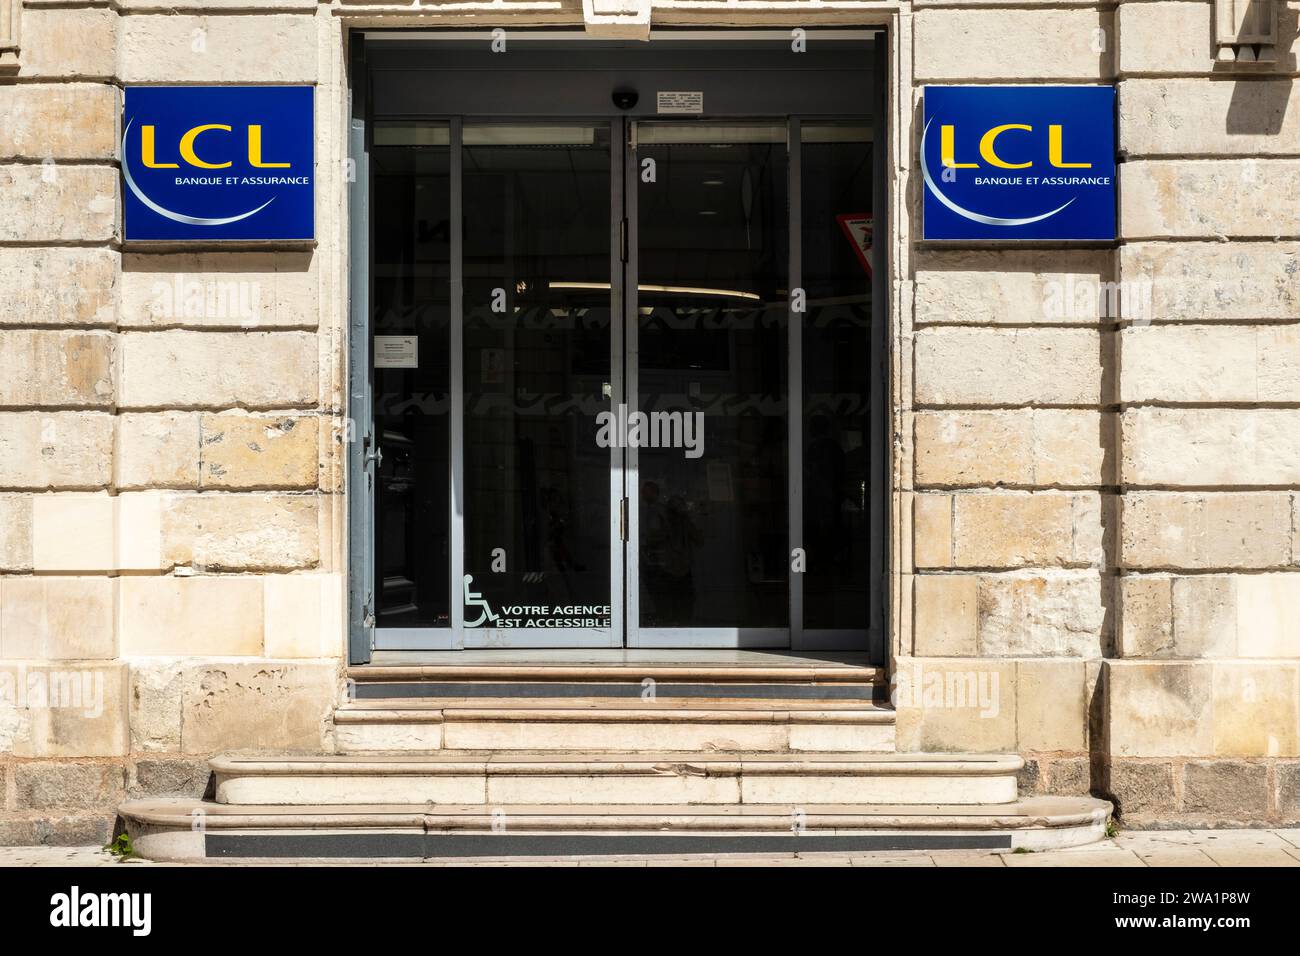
[2,829,1299,867]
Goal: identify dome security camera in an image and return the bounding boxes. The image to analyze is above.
[612,89,639,111]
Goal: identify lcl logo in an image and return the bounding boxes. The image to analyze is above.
[121,85,315,241]
[921,86,1116,241]
[937,123,1092,170]
[137,124,291,170]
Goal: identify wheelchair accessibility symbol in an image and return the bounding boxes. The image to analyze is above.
[463,574,500,628]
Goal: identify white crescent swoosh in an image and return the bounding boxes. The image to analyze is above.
[920,117,1075,227]
[121,118,275,227]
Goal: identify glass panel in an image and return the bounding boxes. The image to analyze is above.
[636,122,789,630]
[461,123,613,632]
[371,127,452,628]
[801,122,873,630]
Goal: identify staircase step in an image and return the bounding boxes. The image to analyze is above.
[334,697,896,753]
[119,796,1112,861]
[210,751,1020,807]
[347,663,886,702]
[348,663,884,684]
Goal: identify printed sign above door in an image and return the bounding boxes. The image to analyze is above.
[921,85,1116,241]
[122,86,315,241]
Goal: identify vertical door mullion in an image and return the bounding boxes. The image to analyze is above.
[624,120,641,647]
[608,117,627,648]
[788,118,804,650]
[869,47,889,666]
[449,116,466,647]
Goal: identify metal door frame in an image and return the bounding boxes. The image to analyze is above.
[347,30,888,663]
[347,31,373,664]
[622,116,877,652]
[367,116,626,652]
[622,116,793,650]
[457,116,626,650]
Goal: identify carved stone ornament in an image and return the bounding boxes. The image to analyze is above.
[1215,0,1280,70]
[0,0,21,72]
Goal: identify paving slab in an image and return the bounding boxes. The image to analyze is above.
[1128,849,1219,867]
[1191,830,1293,850]
[1112,830,1200,850]
[930,851,1007,867]
[1001,849,1146,867]
[1200,848,1300,867]
[849,852,936,867]
[1270,829,1300,849]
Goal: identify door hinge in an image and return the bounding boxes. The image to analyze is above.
[620,218,629,263]
[362,602,376,629]
[619,497,629,541]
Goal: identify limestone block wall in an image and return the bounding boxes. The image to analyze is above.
[894,0,1118,806]
[0,0,344,844]
[3,0,1299,841]
[1105,0,1300,826]
[2,0,909,845]
[897,0,1300,826]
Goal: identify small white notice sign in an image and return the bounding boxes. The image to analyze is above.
[657,91,704,115]
[374,335,418,369]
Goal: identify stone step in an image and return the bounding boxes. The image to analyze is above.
[348,663,884,684]
[346,663,887,703]
[119,796,1113,861]
[209,751,1020,807]
[333,697,896,753]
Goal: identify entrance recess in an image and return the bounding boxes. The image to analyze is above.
[348,33,887,661]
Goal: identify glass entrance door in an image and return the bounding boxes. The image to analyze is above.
[360,90,880,655]
[628,122,790,647]
[459,122,619,647]
[624,121,875,649]
[370,119,622,649]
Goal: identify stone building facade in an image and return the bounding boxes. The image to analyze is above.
[0,0,1298,847]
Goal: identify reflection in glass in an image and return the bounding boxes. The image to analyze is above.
[461,124,613,631]
[371,130,452,627]
[802,123,873,630]
[637,124,789,629]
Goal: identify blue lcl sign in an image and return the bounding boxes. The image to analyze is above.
[921,86,1116,241]
[123,86,314,241]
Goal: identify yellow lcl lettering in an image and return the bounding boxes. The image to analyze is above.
[140,126,179,169]
[248,125,290,169]
[940,125,977,168]
[979,124,1033,169]
[1049,125,1091,168]
[179,124,233,169]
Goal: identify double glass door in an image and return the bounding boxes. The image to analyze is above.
[364,115,877,652]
